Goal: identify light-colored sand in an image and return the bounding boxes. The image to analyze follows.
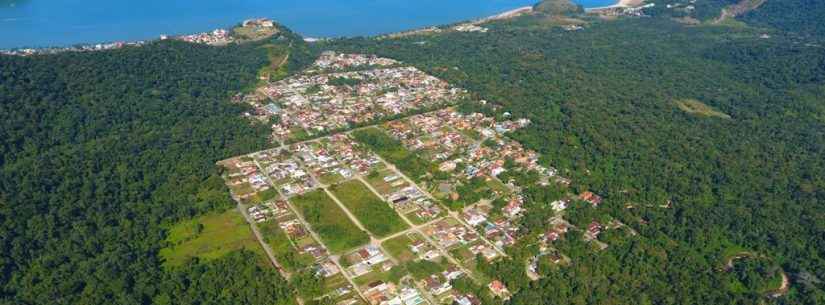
[588,0,646,10]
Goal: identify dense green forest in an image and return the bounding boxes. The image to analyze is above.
[0,27,313,304]
[316,12,825,305]
[742,0,825,37]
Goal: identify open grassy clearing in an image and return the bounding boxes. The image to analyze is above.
[160,209,262,268]
[352,127,438,182]
[382,233,424,263]
[291,189,370,253]
[329,180,409,237]
[676,99,732,119]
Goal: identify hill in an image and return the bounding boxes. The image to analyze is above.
[533,0,584,15]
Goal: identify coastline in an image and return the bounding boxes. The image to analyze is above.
[586,0,645,11]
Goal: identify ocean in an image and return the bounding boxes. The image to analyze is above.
[0,0,617,49]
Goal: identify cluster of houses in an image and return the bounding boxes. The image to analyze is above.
[388,186,442,222]
[408,239,442,261]
[1,40,145,56]
[173,28,232,45]
[217,52,637,303]
[590,3,655,17]
[247,200,290,223]
[306,51,400,73]
[345,245,392,277]
[244,52,467,142]
[421,218,499,263]
[363,281,426,305]
[385,108,552,183]
[222,158,272,199]
[171,18,277,45]
[296,134,383,179]
[251,149,318,196]
[452,24,489,33]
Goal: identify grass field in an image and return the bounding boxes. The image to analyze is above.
[291,190,370,253]
[352,128,438,182]
[382,233,422,262]
[160,209,262,268]
[329,180,409,237]
[676,99,732,119]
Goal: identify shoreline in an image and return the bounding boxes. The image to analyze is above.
[586,0,645,11]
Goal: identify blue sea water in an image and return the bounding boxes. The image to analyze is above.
[0,0,616,49]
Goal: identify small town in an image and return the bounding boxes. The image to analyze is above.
[1,18,279,56]
[219,54,634,304]
[238,52,467,143]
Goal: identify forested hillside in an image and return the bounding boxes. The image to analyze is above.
[742,0,825,37]
[317,15,825,305]
[0,28,312,304]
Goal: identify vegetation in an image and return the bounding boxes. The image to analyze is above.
[160,209,263,267]
[3,1,825,304]
[290,190,370,253]
[316,11,825,305]
[0,27,310,304]
[675,98,732,119]
[533,0,583,15]
[156,251,296,305]
[329,180,408,237]
[382,234,420,262]
[352,128,437,182]
[258,220,316,272]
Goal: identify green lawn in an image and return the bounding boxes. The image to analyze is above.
[353,266,396,286]
[290,190,370,253]
[329,180,409,237]
[382,233,421,262]
[352,128,438,182]
[160,209,263,268]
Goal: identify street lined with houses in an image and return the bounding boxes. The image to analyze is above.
[218,52,630,305]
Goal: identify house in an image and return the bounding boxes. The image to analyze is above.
[453,293,481,305]
[579,191,603,207]
[550,199,568,212]
[317,260,340,277]
[409,240,426,253]
[439,161,457,172]
[424,275,451,295]
[398,287,425,305]
[463,209,487,226]
[442,266,464,280]
[502,199,523,218]
[488,280,510,298]
[588,221,602,237]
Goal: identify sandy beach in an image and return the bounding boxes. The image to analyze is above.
[587,0,646,10]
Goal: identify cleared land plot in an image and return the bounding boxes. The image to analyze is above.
[382,233,426,263]
[329,180,409,237]
[291,190,370,253]
[160,209,262,268]
[365,168,409,195]
[257,220,315,272]
[404,211,433,225]
[353,265,396,287]
[676,99,732,119]
[352,128,438,182]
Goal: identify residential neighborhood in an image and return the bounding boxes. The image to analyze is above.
[217,52,634,305]
[239,52,467,143]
